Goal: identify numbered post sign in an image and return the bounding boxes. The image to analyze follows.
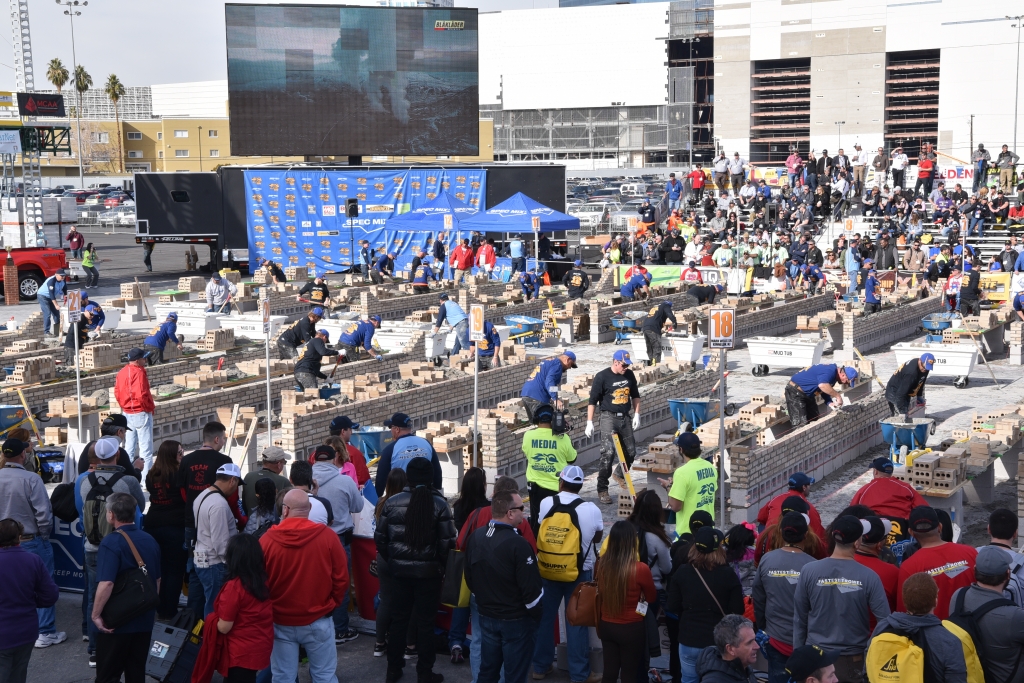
[531,216,541,232]
[66,289,82,323]
[261,299,271,334]
[469,304,485,342]
[844,218,854,233]
[444,213,453,230]
[709,307,735,349]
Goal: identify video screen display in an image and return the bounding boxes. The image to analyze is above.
[225,4,479,157]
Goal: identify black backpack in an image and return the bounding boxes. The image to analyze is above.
[948,588,1022,683]
[83,471,126,545]
[50,482,79,523]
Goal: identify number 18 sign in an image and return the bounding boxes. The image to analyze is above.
[709,308,735,349]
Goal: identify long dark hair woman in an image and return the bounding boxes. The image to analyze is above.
[667,527,744,683]
[373,467,412,658]
[597,521,658,683]
[242,478,279,536]
[211,534,274,683]
[143,440,188,619]
[374,457,456,683]
[448,466,489,663]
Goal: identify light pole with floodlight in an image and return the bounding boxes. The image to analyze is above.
[56,0,87,189]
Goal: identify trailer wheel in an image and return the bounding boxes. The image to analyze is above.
[930,422,937,435]
[751,366,763,377]
[954,376,969,389]
[725,403,737,417]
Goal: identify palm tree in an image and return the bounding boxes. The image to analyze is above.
[105,74,126,173]
[46,58,69,95]
[73,65,91,118]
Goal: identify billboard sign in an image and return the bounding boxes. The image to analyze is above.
[17,92,66,117]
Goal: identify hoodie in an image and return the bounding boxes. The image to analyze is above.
[695,646,757,683]
[311,461,364,536]
[260,517,349,626]
[870,612,968,683]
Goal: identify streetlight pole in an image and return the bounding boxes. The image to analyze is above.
[1009,16,1023,156]
[57,0,87,189]
[835,121,846,150]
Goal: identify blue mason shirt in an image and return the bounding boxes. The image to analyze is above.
[790,363,840,397]
[620,274,649,299]
[339,320,377,351]
[144,320,179,348]
[521,357,564,403]
[864,274,881,304]
[471,321,502,358]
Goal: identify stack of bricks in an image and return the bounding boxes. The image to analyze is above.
[9,357,56,384]
[617,494,634,519]
[48,394,103,417]
[695,416,742,444]
[196,329,235,351]
[738,395,787,430]
[398,363,447,385]
[280,390,334,415]
[220,270,242,285]
[234,358,295,376]
[566,374,596,400]
[909,454,941,489]
[178,276,207,293]
[79,344,119,370]
[842,296,943,354]
[634,437,679,473]
[173,367,230,389]
[967,440,992,467]
[3,340,41,355]
[1008,322,1023,365]
[339,372,389,401]
[120,282,151,299]
[416,421,470,453]
[44,426,67,444]
[216,406,258,438]
[284,266,308,281]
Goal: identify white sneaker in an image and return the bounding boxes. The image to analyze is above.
[34,632,67,648]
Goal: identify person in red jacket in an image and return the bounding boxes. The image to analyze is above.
[687,164,707,201]
[261,489,349,682]
[756,473,826,543]
[114,348,156,480]
[897,506,976,620]
[450,238,475,285]
[855,516,899,613]
[849,457,928,520]
[476,238,497,277]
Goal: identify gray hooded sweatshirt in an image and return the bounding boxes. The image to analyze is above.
[311,461,364,537]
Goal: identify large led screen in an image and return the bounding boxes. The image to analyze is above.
[225,4,479,157]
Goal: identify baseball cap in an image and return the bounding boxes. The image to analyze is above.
[104,414,133,431]
[909,506,940,533]
[862,516,892,544]
[780,495,809,515]
[563,351,578,368]
[329,416,359,432]
[80,291,89,301]
[261,446,288,462]
[689,510,714,533]
[976,545,1012,575]
[781,511,809,543]
[317,329,330,342]
[311,307,325,317]
[1,438,28,458]
[693,527,725,554]
[216,463,243,478]
[370,315,382,325]
[574,259,582,267]
[560,465,584,485]
[55,269,67,276]
[439,293,449,301]
[920,353,936,368]
[786,646,840,682]
[675,432,702,453]
[715,284,725,292]
[94,437,120,460]
[211,272,222,280]
[312,444,336,461]
[613,349,632,366]
[842,366,859,387]
[688,260,696,267]
[127,348,147,362]
[384,413,413,429]
[166,312,178,321]
[788,472,814,489]
[870,456,895,474]
[831,515,864,545]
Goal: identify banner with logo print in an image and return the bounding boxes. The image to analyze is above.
[245,168,486,275]
[51,517,85,592]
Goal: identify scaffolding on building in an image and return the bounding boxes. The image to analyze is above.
[749,59,811,165]
[884,50,940,162]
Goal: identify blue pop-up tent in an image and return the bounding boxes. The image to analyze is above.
[385,190,478,231]
[457,192,579,233]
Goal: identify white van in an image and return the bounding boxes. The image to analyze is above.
[620,183,647,198]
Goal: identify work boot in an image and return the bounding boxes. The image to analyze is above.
[598,491,612,504]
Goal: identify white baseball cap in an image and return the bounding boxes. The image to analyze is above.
[560,465,584,485]
[94,437,120,460]
[216,463,242,478]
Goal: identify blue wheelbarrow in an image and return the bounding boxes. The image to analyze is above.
[610,311,647,344]
[921,312,956,343]
[668,398,737,433]
[879,417,934,463]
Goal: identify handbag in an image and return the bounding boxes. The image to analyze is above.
[566,580,601,628]
[101,529,160,629]
[440,549,470,608]
[693,567,726,617]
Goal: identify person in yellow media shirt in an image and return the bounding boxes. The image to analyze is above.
[522,403,577,530]
[658,432,718,525]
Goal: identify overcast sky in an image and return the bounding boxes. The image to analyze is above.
[0,0,556,93]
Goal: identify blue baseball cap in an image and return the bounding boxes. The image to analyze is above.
[311,307,325,317]
[574,259,582,267]
[563,350,578,368]
[870,456,895,474]
[863,258,874,264]
[370,315,382,325]
[166,312,178,321]
[920,353,936,368]
[80,291,89,300]
[715,284,725,292]
[612,349,632,366]
[788,472,814,489]
[439,293,449,301]
[384,413,413,429]
[842,366,859,386]
[318,329,330,341]
[675,432,702,452]
[663,300,673,307]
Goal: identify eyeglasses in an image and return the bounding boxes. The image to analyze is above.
[508,505,525,512]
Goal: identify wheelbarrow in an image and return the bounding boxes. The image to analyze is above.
[879,417,934,464]
[668,398,737,434]
[921,312,956,343]
[610,311,647,344]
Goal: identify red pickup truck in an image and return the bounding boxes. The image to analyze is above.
[0,248,69,300]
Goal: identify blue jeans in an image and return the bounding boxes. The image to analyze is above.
[21,537,57,636]
[205,302,233,314]
[272,616,338,683]
[449,606,471,652]
[186,559,205,617]
[764,641,790,683]
[679,643,703,683]
[451,319,470,355]
[532,570,592,682]
[124,411,154,482]
[479,614,538,683]
[38,296,59,335]
[85,550,99,651]
[669,197,682,211]
[471,594,505,683]
[787,173,798,188]
[70,248,83,259]
[332,539,352,634]
[195,562,226,618]
[969,216,984,237]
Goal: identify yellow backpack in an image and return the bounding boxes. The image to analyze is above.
[867,631,925,683]
[941,620,986,683]
[536,498,584,582]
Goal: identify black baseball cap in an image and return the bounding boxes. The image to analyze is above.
[831,515,864,545]
[675,432,702,454]
[103,414,133,431]
[329,416,359,433]
[862,516,891,544]
[384,413,413,429]
[780,511,809,543]
[780,495,809,516]
[909,506,939,533]
[693,527,725,554]
[2,438,28,458]
[127,348,147,362]
[312,445,336,461]
[786,645,840,682]
[688,510,714,534]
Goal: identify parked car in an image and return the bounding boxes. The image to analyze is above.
[104,193,131,208]
[568,201,620,230]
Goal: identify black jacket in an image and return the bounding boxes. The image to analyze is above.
[687,285,718,305]
[804,246,824,267]
[374,487,456,579]
[638,204,656,224]
[294,337,338,378]
[280,315,317,347]
[885,360,929,412]
[695,646,757,683]
[661,236,686,264]
[668,564,745,648]
[874,243,898,270]
[465,522,543,620]
[298,281,330,304]
[642,301,678,332]
[432,240,446,262]
[960,269,981,300]
[562,268,591,298]
[268,263,287,283]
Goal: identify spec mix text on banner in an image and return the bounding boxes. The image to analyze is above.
[245,169,487,275]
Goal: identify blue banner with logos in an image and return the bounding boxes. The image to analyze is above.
[51,517,85,592]
[245,168,487,275]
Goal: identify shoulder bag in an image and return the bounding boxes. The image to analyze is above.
[100,529,160,628]
[693,566,726,616]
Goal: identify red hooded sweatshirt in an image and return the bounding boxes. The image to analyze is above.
[260,516,349,626]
